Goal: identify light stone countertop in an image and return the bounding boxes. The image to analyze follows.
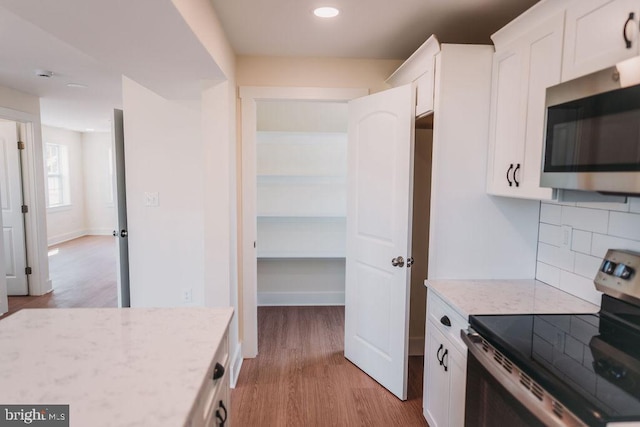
[426,279,600,320]
[0,307,233,427]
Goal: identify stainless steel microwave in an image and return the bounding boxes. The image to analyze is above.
[540,56,640,195]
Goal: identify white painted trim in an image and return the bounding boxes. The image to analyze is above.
[409,336,425,356]
[240,87,368,360]
[47,230,87,247]
[257,291,345,306]
[229,342,243,389]
[386,35,441,86]
[491,0,571,48]
[0,107,50,296]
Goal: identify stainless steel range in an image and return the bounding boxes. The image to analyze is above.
[462,249,640,426]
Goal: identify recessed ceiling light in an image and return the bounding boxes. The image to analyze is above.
[313,6,339,18]
[67,83,88,89]
[34,69,53,78]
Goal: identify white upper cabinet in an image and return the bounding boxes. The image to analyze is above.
[387,35,440,117]
[562,0,640,81]
[486,7,566,200]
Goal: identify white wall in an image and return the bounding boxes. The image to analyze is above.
[122,76,205,307]
[42,127,115,245]
[42,126,86,245]
[536,197,640,306]
[82,132,116,235]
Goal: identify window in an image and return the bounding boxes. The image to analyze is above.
[45,143,70,207]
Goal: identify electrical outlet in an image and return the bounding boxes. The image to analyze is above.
[144,192,159,207]
[181,289,192,304]
[560,225,573,249]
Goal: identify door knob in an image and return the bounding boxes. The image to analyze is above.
[406,257,414,268]
[391,256,405,267]
[120,229,128,238]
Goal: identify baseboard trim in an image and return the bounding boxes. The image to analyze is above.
[409,336,425,356]
[230,343,243,389]
[257,291,345,306]
[48,230,87,246]
[85,228,113,236]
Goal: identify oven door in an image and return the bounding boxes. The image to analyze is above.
[462,330,585,427]
[465,348,546,427]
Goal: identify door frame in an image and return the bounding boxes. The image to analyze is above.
[0,107,51,298]
[239,86,368,358]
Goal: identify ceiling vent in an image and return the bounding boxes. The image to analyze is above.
[35,69,54,78]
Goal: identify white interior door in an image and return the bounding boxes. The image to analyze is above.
[0,121,28,295]
[344,84,414,400]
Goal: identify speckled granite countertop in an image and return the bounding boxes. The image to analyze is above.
[426,279,599,320]
[0,307,233,427]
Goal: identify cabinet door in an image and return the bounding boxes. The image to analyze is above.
[424,322,451,427]
[486,45,526,196]
[563,0,640,81]
[519,13,564,200]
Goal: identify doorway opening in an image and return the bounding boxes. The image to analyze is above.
[42,125,118,309]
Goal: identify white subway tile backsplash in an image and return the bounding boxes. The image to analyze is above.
[561,206,609,233]
[575,201,630,212]
[538,243,575,271]
[539,223,561,246]
[559,271,602,306]
[571,230,592,254]
[574,253,602,280]
[591,233,640,258]
[608,211,640,241]
[540,203,561,225]
[537,262,560,287]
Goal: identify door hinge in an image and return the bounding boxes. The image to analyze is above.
[25,266,32,275]
[17,140,25,150]
[21,205,28,213]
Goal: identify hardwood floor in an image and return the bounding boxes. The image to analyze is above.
[232,306,428,426]
[2,235,118,318]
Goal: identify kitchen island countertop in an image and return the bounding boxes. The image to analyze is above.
[0,307,233,427]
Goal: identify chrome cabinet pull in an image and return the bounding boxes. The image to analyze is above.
[506,163,514,187]
[624,12,635,49]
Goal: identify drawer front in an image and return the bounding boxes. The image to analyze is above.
[427,290,468,353]
[191,331,230,427]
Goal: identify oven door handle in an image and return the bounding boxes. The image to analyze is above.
[461,329,580,427]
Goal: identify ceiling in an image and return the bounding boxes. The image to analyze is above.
[0,0,223,132]
[0,0,540,132]
[211,0,540,59]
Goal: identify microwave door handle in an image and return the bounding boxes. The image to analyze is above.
[513,163,520,187]
[506,163,514,187]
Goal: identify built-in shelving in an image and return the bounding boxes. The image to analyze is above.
[256,130,347,259]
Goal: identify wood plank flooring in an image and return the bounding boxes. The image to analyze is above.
[232,306,428,426]
[2,235,118,318]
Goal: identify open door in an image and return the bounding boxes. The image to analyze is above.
[344,84,415,400]
[113,109,130,307]
[0,121,28,296]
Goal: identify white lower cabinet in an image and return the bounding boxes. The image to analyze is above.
[424,292,467,427]
[189,331,230,427]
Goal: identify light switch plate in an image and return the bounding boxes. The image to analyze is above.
[144,192,159,207]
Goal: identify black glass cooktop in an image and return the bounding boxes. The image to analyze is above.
[469,295,640,426]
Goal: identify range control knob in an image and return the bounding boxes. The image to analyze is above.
[601,260,617,275]
[614,264,635,280]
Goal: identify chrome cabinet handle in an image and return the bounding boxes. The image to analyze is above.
[506,163,514,187]
[391,256,405,267]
